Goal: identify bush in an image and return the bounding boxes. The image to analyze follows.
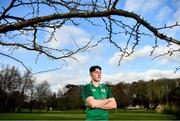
[162,108,180,120]
[162,108,174,115]
[174,110,180,119]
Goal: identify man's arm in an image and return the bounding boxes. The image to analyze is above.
[86,97,117,109]
[86,96,110,108]
[98,98,117,109]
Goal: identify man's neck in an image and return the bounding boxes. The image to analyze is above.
[91,80,100,87]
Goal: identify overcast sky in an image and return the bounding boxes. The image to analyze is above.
[1,0,180,92]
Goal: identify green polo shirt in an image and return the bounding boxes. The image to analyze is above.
[82,82,113,120]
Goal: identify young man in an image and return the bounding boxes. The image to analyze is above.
[82,65,117,120]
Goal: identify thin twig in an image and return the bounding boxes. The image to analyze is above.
[0,52,31,73]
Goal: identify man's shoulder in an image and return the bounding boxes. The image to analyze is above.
[83,83,90,89]
[100,83,108,88]
[100,84,111,91]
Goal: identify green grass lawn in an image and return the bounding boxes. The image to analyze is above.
[0,109,177,120]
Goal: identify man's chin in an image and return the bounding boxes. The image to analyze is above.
[93,80,100,82]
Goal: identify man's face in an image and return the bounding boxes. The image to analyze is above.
[90,68,102,82]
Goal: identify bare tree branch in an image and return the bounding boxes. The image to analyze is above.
[157,22,180,30]
[0,52,31,73]
[174,67,180,73]
[0,40,94,60]
[152,48,180,60]
[32,64,65,75]
[0,0,17,20]
[0,0,180,72]
[0,9,179,45]
[111,0,119,9]
[118,23,141,65]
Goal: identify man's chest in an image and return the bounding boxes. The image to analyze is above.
[90,87,107,99]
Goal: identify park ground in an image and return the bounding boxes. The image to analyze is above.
[0,109,178,120]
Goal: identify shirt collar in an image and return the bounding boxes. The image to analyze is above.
[90,81,102,88]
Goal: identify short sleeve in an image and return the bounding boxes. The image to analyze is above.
[107,86,113,98]
[82,85,93,102]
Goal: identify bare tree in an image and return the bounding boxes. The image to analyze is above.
[0,0,180,72]
[0,65,21,93]
[18,70,35,112]
[0,65,36,112]
[35,80,52,112]
[0,65,22,112]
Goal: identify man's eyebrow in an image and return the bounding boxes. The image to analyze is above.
[95,70,101,72]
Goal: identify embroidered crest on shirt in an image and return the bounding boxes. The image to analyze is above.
[101,88,106,92]
[92,89,96,92]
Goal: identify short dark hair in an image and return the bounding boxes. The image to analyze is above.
[89,65,102,73]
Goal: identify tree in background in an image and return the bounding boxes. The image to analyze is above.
[0,0,179,72]
[35,80,52,112]
[57,84,84,110]
[1,65,180,112]
[0,65,35,112]
[110,82,130,108]
[18,70,35,112]
[0,65,21,112]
